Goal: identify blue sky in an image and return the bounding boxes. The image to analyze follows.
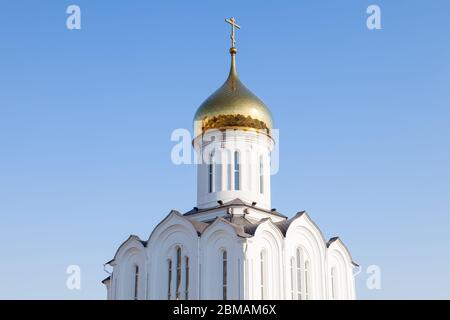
[0,0,449,299]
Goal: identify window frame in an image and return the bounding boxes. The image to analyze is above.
[133,265,139,300]
[259,155,264,194]
[222,250,228,300]
[185,256,190,300]
[167,259,172,300]
[176,247,182,300]
[208,151,215,193]
[260,250,266,299]
[234,151,240,190]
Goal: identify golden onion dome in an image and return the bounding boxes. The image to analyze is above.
[194,48,273,138]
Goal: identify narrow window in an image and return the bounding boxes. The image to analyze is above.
[260,250,265,299]
[222,250,228,300]
[296,248,302,300]
[133,265,139,300]
[176,247,181,300]
[290,257,295,299]
[168,259,172,300]
[331,267,337,299]
[227,161,232,190]
[234,151,240,190]
[305,260,311,300]
[259,155,264,194]
[208,152,215,193]
[185,257,190,300]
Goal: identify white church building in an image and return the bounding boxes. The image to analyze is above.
[102,18,357,300]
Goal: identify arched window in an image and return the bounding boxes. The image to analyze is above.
[296,248,303,300]
[167,259,172,300]
[295,248,312,300]
[259,155,264,194]
[222,250,228,300]
[234,151,240,190]
[168,247,189,300]
[185,257,190,300]
[331,267,337,299]
[290,257,295,300]
[176,247,182,300]
[304,260,311,300]
[227,156,232,190]
[133,265,139,300]
[208,151,215,193]
[260,250,266,299]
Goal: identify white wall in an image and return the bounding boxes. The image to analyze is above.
[326,240,356,299]
[284,216,327,299]
[109,237,146,300]
[199,219,245,300]
[146,212,200,300]
[245,220,284,299]
[194,129,274,210]
[108,212,356,300]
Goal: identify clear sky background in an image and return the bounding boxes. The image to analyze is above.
[0,0,449,299]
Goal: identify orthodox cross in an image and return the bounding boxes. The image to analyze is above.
[225,17,241,48]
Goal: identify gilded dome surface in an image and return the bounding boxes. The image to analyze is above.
[193,52,273,138]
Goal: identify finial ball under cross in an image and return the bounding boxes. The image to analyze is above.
[225,17,241,49]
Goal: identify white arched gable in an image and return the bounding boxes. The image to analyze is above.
[112,235,146,300]
[200,217,240,241]
[200,218,244,300]
[146,211,199,299]
[253,219,284,250]
[147,210,199,250]
[327,238,356,300]
[327,238,354,265]
[248,219,284,299]
[113,235,145,261]
[284,213,327,299]
[285,213,327,254]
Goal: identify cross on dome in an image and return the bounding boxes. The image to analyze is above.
[225,17,241,49]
